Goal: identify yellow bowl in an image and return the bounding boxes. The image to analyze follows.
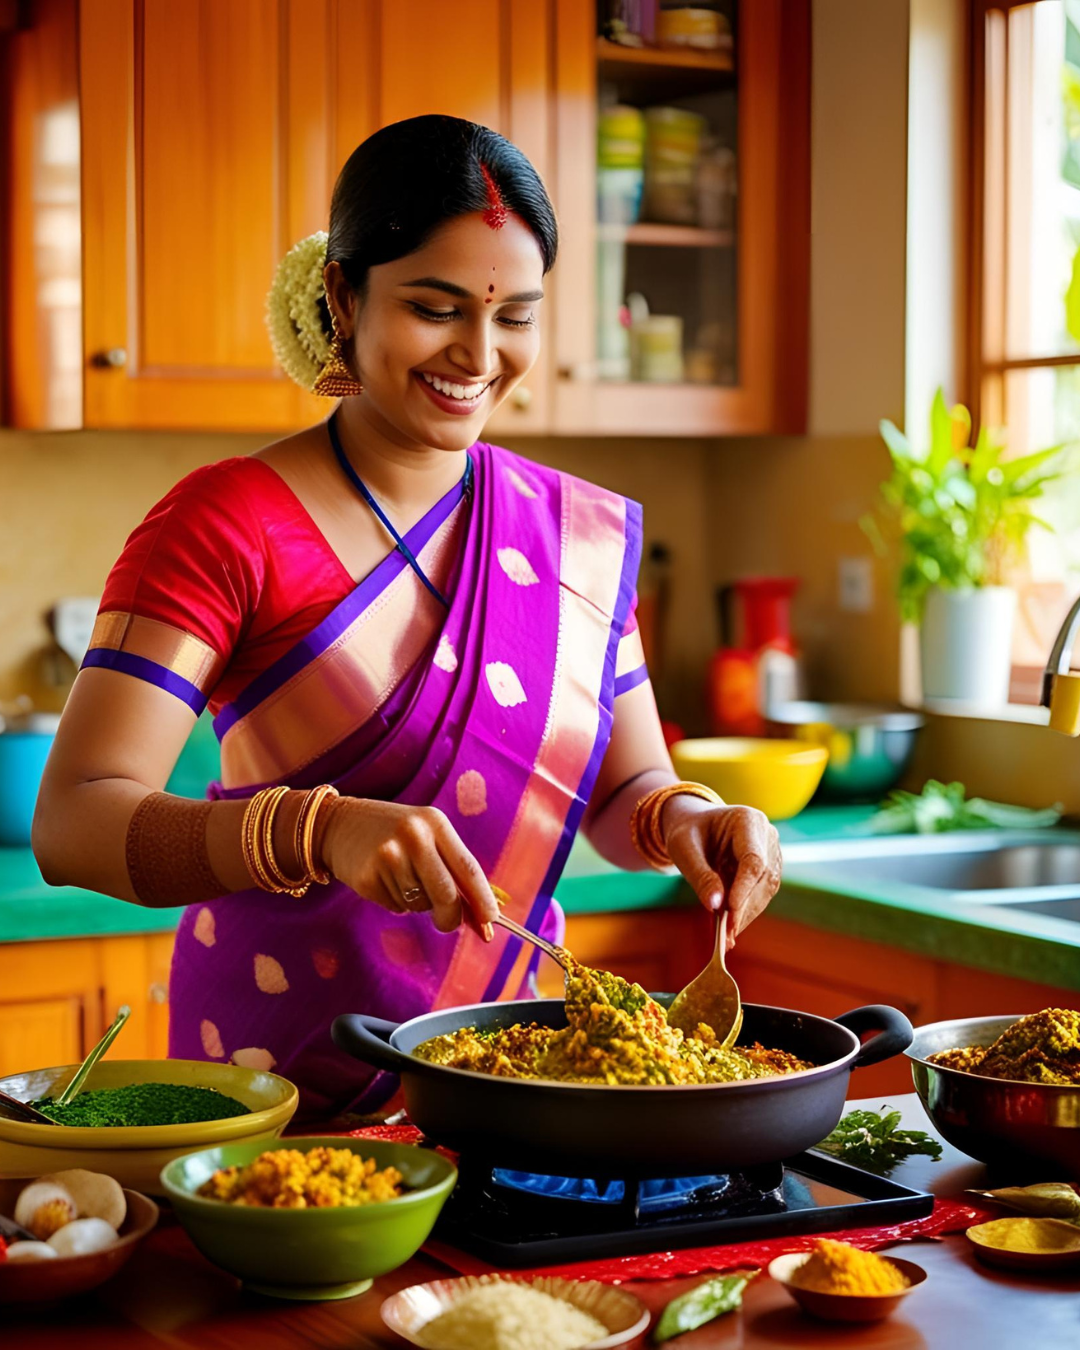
[0,1059,298,1194]
[670,738,828,820]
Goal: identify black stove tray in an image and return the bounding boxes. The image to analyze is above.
[433,1149,935,1267]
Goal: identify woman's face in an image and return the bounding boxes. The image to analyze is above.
[330,212,545,453]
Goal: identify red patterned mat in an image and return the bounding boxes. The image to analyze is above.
[346,1123,995,1284]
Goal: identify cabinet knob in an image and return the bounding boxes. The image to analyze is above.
[510,385,533,411]
[91,348,127,369]
[148,981,168,1004]
[557,361,597,382]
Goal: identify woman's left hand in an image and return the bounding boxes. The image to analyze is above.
[663,802,782,946]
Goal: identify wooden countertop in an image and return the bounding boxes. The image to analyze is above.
[7,1095,1079,1349]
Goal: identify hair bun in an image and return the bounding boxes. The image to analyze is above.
[265,232,332,390]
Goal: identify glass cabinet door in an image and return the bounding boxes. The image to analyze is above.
[552,0,808,436]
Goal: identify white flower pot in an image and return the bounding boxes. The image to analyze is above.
[920,586,1017,705]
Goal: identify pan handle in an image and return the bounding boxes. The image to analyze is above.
[835,1005,913,1068]
[332,1014,413,1074]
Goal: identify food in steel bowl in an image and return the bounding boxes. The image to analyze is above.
[198,1146,404,1208]
[907,1014,1080,1174]
[927,1009,1080,1085]
[415,958,813,1086]
[162,1136,456,1300]
[766,701,923,803]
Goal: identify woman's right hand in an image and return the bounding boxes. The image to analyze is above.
[319,798,499,938]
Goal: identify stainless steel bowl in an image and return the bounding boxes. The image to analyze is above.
[766,701,924,803]
[907,1015,1080,1178]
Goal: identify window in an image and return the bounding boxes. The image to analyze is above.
[973,0,1080,696]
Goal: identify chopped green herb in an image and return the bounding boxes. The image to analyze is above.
[816,1108,942,1175]
[32,1082,251,1128]
[653,1272,753,1343]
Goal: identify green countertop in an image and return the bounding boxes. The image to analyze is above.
[4,805,1080,992]
[0,805,864,943]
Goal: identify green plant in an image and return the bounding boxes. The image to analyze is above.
[863,389,1059,622]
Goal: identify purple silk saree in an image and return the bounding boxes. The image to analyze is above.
[168,443,642,1119]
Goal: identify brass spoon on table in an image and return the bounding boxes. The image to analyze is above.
[667,911,743,1047]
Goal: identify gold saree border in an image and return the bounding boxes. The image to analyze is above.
[435,475,627,1009]
[88,611,224,692]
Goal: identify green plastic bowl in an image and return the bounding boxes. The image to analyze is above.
[161,1136,457,1300]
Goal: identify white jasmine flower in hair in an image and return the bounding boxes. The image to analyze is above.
[265,232,332,390]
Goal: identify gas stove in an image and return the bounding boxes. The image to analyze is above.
[433,1149,934,1266]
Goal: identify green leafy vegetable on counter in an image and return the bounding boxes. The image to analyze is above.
[867,779,1062,836]
[653,1272,754,1343]
[816,1108,943,1175]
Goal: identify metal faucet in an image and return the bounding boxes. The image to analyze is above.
[1042,595,1080,734]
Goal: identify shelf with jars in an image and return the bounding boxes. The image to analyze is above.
[551,0,809,436]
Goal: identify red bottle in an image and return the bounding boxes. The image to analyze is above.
[707,578,802,735]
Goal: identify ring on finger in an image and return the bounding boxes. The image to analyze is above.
[401,884,426,907]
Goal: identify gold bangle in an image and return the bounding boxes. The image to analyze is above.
[251,788,287,893]
[241,787,309,896]
[241,789,275,890]
[631,781,724,870]
[261,786,310,898]
[296,784,338,886]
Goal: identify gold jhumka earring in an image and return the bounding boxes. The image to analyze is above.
[313,311,364,397]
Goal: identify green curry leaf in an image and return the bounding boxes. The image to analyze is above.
[654,1272,754,1342]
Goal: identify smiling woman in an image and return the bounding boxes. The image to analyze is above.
[32,115,782,1120]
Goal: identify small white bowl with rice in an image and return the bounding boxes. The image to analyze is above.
[381,1273,650,1350]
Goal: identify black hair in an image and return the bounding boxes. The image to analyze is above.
[324,115,558,332]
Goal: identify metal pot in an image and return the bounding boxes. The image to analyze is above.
[766,701,924,803]
[908,1015,1080,1178]
[333,999,912,1177]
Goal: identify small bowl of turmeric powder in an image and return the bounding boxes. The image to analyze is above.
[769,1239,926,1322]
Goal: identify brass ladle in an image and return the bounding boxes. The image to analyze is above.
[667,911,743,1047]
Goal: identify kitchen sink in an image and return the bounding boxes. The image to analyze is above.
[780,831,1080,915]
[788,842,1080,892]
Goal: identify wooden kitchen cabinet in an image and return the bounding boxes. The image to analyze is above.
[550,0,809,436]
[0,932,175,1078]
[5,0,805,435]
[6,0,550,433]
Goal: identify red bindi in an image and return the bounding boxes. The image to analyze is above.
[480,163,508,231]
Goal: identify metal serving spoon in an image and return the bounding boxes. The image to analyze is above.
[465,883,573,973]
[667,911,743,1047]
[53,1004,131,1109]
[0,1088,56,1125]
[493,913,571,972]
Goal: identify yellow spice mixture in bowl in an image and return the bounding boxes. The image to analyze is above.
[197,1146,404,1208]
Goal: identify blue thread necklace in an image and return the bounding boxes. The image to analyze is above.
[326,409,471,609]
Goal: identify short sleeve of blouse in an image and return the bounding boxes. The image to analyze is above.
[83,460,267,715]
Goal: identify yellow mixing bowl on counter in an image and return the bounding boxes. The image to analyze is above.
[0,1060,298,1195]
[671,738,828,820]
